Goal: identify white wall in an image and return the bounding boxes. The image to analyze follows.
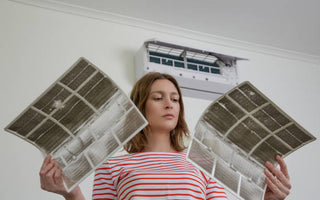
[0,1,319,200]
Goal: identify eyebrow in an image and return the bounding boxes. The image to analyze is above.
[150,91,179,96]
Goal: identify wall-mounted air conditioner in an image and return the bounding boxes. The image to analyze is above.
[135,39,247,100]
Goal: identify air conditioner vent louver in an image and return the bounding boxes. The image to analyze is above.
[135,39,247,100]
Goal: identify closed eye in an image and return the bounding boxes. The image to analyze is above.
[172,98,179,102]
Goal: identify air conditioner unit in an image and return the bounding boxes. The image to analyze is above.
[135,39,247,100]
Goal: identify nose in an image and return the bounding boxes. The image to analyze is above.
[164,97,173,109]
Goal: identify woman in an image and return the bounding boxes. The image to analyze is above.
[40,72,291,200]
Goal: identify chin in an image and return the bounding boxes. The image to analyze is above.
[158,125,177,133]
[167,125,178,132]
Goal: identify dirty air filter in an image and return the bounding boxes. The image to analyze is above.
[187,81,316,200]
[5,57,148,192]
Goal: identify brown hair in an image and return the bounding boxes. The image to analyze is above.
[124,72,189,153]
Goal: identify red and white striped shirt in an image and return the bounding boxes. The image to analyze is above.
[92,152,227,200]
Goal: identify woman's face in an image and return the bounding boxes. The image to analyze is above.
[145,79,180,133]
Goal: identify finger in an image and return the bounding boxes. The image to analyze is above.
[276,155,290,179]
[53,163,63,186]
[40,156,56,176]
[265,161,282,178]
[42,155,51,166]
[265,161,290,187]
[40,155,51,174]
[40,171,47,190]
[40,156,54,190]
[46,162,58,178]
[264,168,290,195]
[265,175,287,199]
[43,163,60,192]
[41,159,58,190]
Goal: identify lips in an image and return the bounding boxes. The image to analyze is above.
[163,114,174,119]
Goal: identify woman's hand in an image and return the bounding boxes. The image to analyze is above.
[264,155,291,200]
[39,155,85,200]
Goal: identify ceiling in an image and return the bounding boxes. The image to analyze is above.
[53,0,320,57]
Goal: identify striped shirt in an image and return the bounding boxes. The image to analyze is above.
[92,152,227,200]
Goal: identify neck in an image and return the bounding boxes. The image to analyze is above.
[144,130,177,153]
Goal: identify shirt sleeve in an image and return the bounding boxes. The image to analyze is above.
[206,177,228,200]
[92,162,118,200]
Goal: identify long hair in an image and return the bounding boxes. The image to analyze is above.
[124,72,189,153]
